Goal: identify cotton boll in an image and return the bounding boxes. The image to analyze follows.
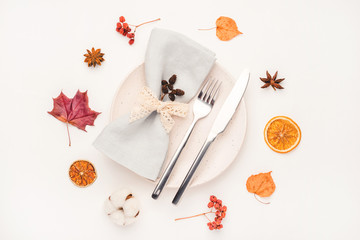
[109,211,125,226]
[123,197,140,217]
[104,198,117,215]
[104,188,140,227]
[110,188,132,207]
[124,216,137,225]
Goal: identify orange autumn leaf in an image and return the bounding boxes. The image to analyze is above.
[216,16,242,41]
[246,171,275,197]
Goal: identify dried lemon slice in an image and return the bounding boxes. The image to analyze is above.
[264,116,301,153]
[69,160,97,187]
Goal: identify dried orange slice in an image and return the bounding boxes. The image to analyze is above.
[69,160,97,187]
[264,116,301,153]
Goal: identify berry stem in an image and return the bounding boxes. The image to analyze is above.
[66,122,71,147]
[204,214,212,222]
[198,27,216,31]
[254,193,270,204]
[136,18,161,28]
[129,18,161,33]
[175,211,213,221]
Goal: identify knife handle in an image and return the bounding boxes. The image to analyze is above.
[152,118,198,199]
[172,134,217,205]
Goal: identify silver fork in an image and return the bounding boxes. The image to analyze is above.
[152,78,221,199]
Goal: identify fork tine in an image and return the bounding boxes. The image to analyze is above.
[202,79,216,102]
[198,79,211,98]
[205,80,219,103]
[209,82,221,105]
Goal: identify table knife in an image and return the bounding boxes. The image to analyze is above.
[172,69,250,205]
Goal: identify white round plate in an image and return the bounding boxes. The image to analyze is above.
[110,63,247,188]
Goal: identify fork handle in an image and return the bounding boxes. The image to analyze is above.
[172,133,217,205]
[152,118,198,199]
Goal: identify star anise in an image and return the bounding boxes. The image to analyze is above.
[84,48,105,67]
[260,71,285,91]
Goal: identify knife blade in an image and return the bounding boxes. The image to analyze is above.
[172,69,250,205]
[209,68,250,137]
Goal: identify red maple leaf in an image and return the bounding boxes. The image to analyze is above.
[48,90,101,146]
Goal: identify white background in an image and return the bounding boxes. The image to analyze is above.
[1,0,360,239]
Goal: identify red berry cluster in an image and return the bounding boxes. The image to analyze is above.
[116,16,135,45]
[207,195,227,230]
[175,195,227,231]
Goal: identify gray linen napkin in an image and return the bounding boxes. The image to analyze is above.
[93,28,216,180]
